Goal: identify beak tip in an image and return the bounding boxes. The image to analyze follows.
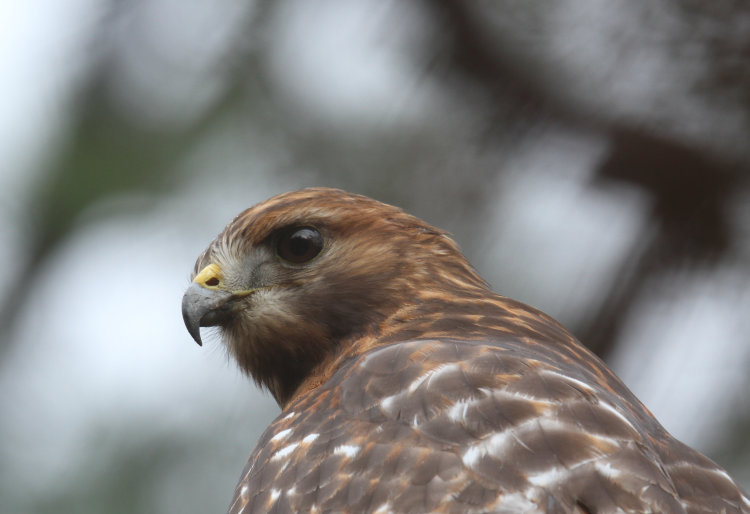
[182,281,235,347]
[182,308,204,346]
[182,285,206,347]
[189,326,204,347]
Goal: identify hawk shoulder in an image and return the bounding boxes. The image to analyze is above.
[230,335,748,513]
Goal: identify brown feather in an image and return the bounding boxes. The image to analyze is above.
[187,188,750,513]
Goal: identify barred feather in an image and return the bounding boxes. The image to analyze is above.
[186,188,749,514]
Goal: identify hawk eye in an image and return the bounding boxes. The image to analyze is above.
[277,227,323,264]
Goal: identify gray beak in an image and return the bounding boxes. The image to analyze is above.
[181,282,236,346]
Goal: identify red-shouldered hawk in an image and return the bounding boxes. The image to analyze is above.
[182,188,749,513]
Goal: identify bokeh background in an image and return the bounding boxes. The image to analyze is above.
[2,1,749,512]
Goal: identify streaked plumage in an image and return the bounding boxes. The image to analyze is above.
[182,188,749,513]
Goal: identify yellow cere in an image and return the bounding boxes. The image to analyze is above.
[194,263,224,289]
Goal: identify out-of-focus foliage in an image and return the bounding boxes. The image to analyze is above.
[1,0,749,512]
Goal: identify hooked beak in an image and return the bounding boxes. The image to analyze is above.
[181,263,256,346]
[181,282,236,346]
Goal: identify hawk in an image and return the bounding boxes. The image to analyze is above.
[182,188,749,513]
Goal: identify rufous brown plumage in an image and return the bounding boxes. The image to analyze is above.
[182,188,749,513]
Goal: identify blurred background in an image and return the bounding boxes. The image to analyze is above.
[2,0,749,512]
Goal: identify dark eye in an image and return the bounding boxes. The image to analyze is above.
[277,227,324,264]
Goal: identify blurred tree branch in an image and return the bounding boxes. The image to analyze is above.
[422,0,750,357]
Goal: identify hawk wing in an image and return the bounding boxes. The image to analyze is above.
[229,336,750,513]
[180,188,748,514]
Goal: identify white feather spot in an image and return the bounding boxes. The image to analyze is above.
[270,428,293,442]
[333,444,359,459]
[597,401,636,431]
[272,441,300,460]
[488,491,540,511]
[463,417,573,469]
[334,444,360,458]
[380,393,400,412]
[479,386,555,407]
[282,411,296,421]
[706,466,734,482]
[406,372,431,393]
[408,363,461,392]
[269,489,280,501]
[302,433,319,444]
[527,466,567,487]
[462,445,485,468]
[448,399,472,422]
[594,461,622,480]
[373,502,392,513]
[380,364,465,418]
[541,370,595,393]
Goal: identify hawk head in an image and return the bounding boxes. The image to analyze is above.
[182,188,487,406]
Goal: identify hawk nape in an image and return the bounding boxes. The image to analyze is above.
[181,188,749,513]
